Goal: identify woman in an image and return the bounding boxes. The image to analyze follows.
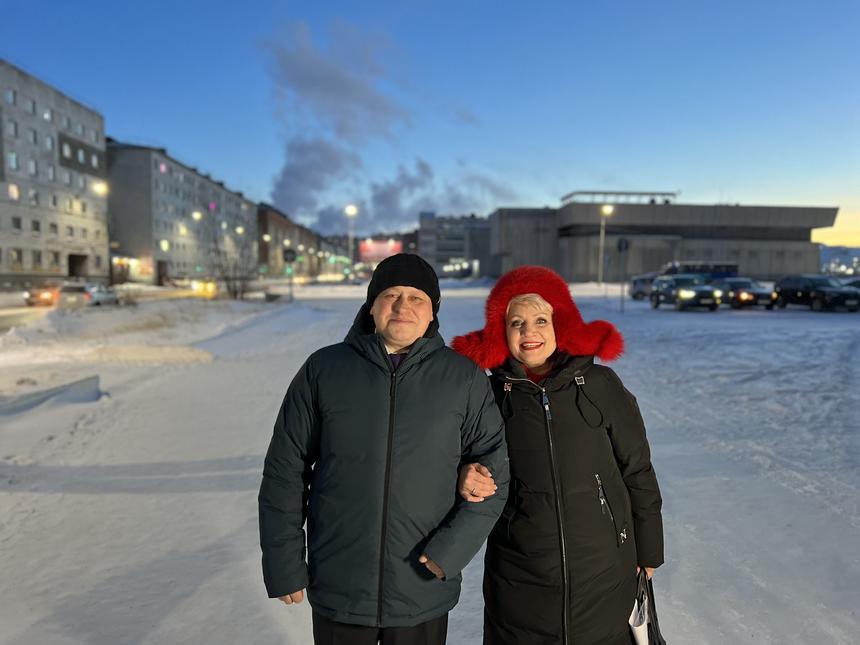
[453,266,664,645]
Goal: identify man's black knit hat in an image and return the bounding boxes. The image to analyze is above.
[366,253,441,313]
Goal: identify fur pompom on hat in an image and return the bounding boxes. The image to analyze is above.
[451,266,624,369]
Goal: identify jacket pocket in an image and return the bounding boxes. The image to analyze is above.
[595,474,628,548]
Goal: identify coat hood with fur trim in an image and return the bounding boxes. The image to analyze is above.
[451,266,624,369]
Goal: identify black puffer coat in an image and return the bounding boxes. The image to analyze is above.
[483,354,663,645]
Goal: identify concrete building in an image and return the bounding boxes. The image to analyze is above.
[0,59,109,288]
[490,191,838,281]
[107,140,257,285]
[257,203,348,280]
[418,211,492,277]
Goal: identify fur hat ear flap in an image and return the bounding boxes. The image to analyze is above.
[451,329,503,369]
[584,320,625,361]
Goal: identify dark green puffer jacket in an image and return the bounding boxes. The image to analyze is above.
[259,308,510,627]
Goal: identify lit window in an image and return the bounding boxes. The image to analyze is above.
[43,108,53,122]
[62,142,72,158]
[5,120,17,137]
[4,89,15,105]
[159,162,167,174]
[8,152,18,171]
[8,184,19,200]
[77,149,85,164]
[45,135,54,151]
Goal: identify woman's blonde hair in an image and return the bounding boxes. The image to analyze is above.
[505,293,554,318]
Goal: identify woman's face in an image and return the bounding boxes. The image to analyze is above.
[505,301,557,371]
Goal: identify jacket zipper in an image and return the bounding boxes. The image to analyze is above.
[541,387,570,645]
[595,474,627,546]
[377,371,397,626]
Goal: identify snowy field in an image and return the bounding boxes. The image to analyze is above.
[1,286,858,644]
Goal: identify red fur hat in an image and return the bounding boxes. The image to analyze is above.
[451,266,624,369]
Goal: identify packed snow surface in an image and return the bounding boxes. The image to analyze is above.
[1,286,858,644]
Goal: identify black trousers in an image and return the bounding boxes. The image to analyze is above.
[312,612,448,645]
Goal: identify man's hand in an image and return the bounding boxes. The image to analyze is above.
[457,462,496,502]
[278,589,305,605]
[636,567,656,580]
[419,554,445,580]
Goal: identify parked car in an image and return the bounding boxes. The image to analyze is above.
[710,277,775,309]
[650,274,721,311]
[57,283,119,308]
[842,277,860,290]
[629,272,659,300]
[773,275,860,312]
[24,283,61,306]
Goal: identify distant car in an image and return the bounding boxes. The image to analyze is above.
[842,277,860,290]
[629,272,659,300]
[710,277,776,309]
[650,274,720,311]
[57,283,119,308]
[773,275,860,312]
[24,283,61,306]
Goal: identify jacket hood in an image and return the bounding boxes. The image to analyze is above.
[451,266,624,369]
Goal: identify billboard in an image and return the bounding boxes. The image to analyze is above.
[359,239,402,264]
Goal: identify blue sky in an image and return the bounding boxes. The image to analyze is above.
[3,0,858,242]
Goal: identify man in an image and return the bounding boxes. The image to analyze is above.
[259,253,509,645]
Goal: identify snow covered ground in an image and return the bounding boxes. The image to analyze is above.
[1,287,858,644]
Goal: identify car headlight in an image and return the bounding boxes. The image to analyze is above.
[713,289,723,298]
[23,291,30,299]
[678,289,696,299]
[739,292,754,300]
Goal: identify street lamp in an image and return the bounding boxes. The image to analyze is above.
[597,204,614,284]
[344,204,358,267]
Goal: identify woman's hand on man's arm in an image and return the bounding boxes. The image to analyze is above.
[457,462,497,502]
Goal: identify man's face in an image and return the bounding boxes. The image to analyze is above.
[370,285,434,351]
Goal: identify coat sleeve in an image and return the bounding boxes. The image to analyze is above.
[258,359,319,598]
[602,367,664,569]
[423,365,510,579]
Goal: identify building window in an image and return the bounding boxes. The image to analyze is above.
[32,219,41,232]
[66,197,73,211]
[28,158,37,176]
[43,108,53,122]
[95,255,102,269]
[28,129,38,145]
[89,130,98,144]
[66,225,74,237]
[11,248,23,265]
[91,154,99,169]
[63,171,72,186]
[25,98,36,115]
[51,251,60,266]
[49,222,58,235]
[51,194,58,208]
[3,88,15,105]
[45,135,54,151]
[5,120,17,137]
[77,175,86,190]
[8,183,19,200]
[62,115,71,130]
[76,148,85,164]
[32,250,42,267]
[8,151,18,170]
[62,142,72,158]
[28,189,39,206]
[74,122,83,136]
[47,164,55,181]
[94,229,101,240]
[81,201,87,214]
[12,216,22,230]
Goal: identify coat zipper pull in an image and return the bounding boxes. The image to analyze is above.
[541,389,552,421]
[595,474,607,514]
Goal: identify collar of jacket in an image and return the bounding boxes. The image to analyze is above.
[345,305,444,374]
[493,352,595,391]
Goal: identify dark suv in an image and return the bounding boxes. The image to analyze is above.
[650,274,720,311]
[773,275,860,312]
[710,277,775,309]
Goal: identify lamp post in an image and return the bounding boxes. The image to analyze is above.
[344,204,358,269]
[597,204,614,284]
